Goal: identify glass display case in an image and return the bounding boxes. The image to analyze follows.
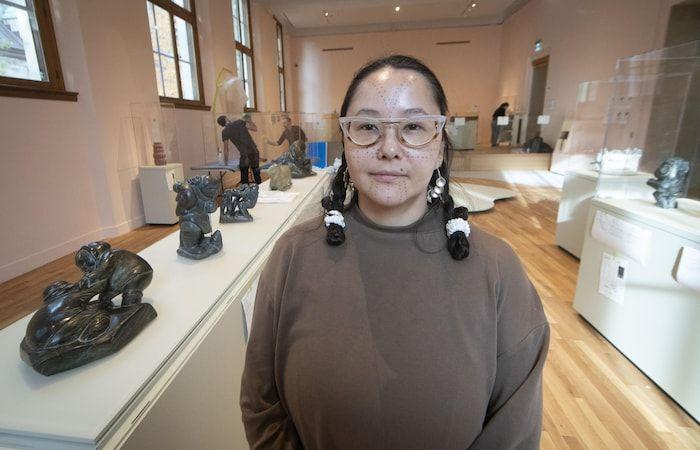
[201,111,341,169]
[596,40,700,202]
[128,102,181,166]
[550,80,616,174]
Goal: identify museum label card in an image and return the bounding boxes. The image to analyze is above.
[166,170,175,191]
[674,246,700,293]
[591,210,651,264]
[598,252,628,304]
[454,117,466,126]
[240,276,259,342]
[537,115,550,125]
[257,190,298,203]
[496,116,509,126]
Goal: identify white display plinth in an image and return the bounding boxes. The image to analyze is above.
[573,197,700,421]
[555,169,652,257]
[0,174,329,450]
[138,164,184,225]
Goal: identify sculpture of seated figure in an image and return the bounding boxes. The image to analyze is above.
[220,183,259,223]
[20,241,156,376]
[647,156,690,209]
[174,175,223,259]
[267,164,292,191]
[263,140,316,178]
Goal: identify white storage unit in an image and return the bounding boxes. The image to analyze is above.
[138,164,184,225]
[0,174,329,450]
[555,169,653,258]
[573,197,700,421]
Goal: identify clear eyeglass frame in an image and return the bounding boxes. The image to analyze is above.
[338,115,447,148]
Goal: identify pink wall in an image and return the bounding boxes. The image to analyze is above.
[288,26,503,145]
[497,0,676,146]
[0,0,285,283]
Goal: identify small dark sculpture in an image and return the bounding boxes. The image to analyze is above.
[264,140,316,178]
[220,184,259,223]
[174,175,223,259]
[267,164,292,191]
[646,157,691,208]
[20,242,156,376]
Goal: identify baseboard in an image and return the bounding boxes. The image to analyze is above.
[0,214,146,284]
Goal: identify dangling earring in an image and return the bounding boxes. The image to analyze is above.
[428,169,446,200]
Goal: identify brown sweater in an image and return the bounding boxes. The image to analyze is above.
[241,203,550,450]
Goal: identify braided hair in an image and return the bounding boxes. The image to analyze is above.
[322,54,470,260]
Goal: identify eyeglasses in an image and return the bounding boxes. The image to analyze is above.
[339,115,447,148]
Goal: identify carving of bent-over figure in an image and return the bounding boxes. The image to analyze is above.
[20,241,156,376]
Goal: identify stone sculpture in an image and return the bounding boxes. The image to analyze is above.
[220,183,259,223]
[267,164,292,191]
[174,175,223,259]
[264,140,315,178]
[647,157,691,208]
[20,241,156,376]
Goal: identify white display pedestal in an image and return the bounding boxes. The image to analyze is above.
[138,164,184,225]
[573,197,700,421]
[555,169,652,258]
[0,174,329,450]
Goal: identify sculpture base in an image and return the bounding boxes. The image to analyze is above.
[177,231,223,260]
[20,303,157,376]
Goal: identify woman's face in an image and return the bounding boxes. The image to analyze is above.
[344,68,444,216]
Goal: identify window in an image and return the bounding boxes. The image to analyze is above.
[275,18,285,112]
[232,0,256,110]
[147,0,206,109]
[0,0,76,100]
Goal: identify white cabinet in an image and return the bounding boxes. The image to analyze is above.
[573,197,700,421]
[138,164,184,225]
[555,169,652,258]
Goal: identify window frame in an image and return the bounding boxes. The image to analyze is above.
[148,0,207,110]
[0,0,77,101]
[275,17,286,112]
[232,0,256,112]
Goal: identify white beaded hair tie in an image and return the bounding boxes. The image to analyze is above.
[324,210,346,228]
[446,217,470,237]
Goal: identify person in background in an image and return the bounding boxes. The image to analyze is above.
[267,114,307,147]
[491,102,509,147]
[218,114,262,185]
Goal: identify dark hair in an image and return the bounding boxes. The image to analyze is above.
[500,102,509,108]
[322,54,470,260]
[216,115,227,127]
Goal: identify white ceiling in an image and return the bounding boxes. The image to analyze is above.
[254,0,530,36]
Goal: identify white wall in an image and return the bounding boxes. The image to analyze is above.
[0,0,285,283]
[288,26,503,145]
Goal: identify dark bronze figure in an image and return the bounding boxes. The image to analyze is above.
[220,183,259,223]
[20,242,156,376]
[263,140,316,178]
[647,157,691,208]
[174,175,223,259]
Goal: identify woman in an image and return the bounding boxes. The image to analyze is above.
[241,55,549,450]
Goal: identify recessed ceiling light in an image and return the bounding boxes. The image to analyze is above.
[324,11,329,17]
[471,2,477,7]
[395,6,401,12]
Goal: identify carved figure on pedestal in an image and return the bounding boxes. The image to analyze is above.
[174,175,223,259]
[220,183,259,223]
[647,157,690,208]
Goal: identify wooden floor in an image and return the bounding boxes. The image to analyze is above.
[1,177,698,448]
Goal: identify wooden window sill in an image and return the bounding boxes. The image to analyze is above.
[0,84,78,102]
[160,97,211,111]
